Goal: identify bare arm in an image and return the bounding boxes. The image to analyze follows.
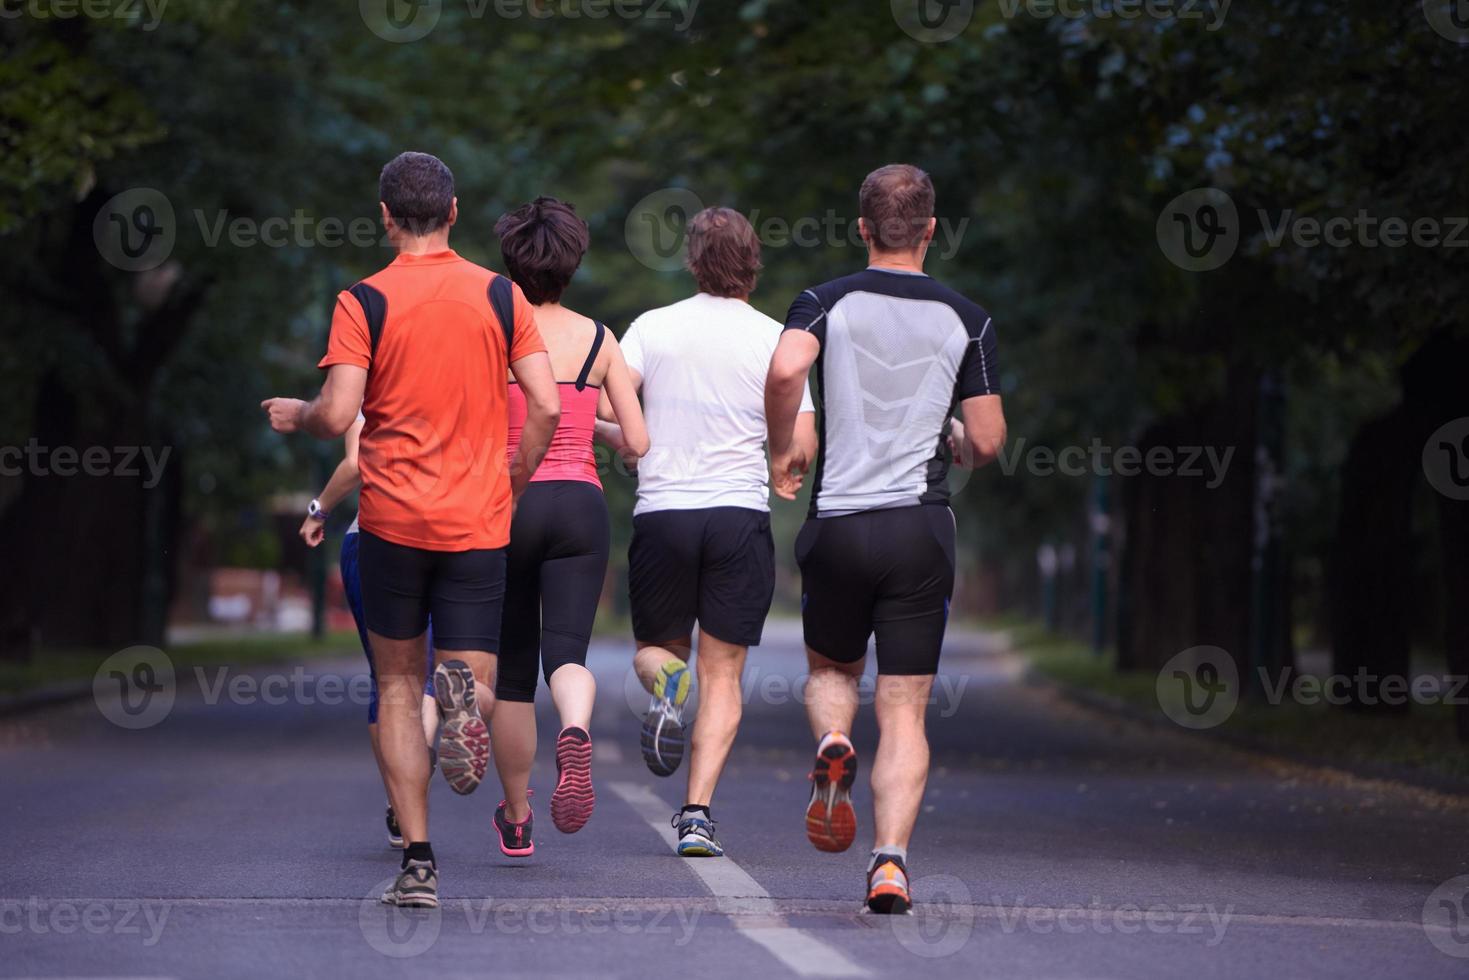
[262,365,367,440]
[952,395,1007,468]
[598,365,642,423]
[508,351,561,500]
[299,416,364,548]
[766,330,820,500]
[600,337,649,458]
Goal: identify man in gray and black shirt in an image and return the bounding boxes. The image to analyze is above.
[765,163,1007,914]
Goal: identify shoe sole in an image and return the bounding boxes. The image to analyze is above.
[435,661,488,796]
[677,840,722,857]
[382,891,439,909]
[866,888,912,915]
[806,739,858,853]
[551,734,595,834]
[497,836,534,858]
[388,836,405,850]
[640,704,684,778]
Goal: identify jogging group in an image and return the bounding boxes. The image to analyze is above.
[261,152,1007,915]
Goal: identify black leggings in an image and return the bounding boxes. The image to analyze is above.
[496,481,611,703]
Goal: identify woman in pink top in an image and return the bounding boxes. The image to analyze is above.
[489,198,648,855]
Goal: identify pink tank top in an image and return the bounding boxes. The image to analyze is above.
[506,321,605,490]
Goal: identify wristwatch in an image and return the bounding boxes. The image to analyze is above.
[307,498,329,521]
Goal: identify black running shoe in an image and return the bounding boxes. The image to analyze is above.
[381,859,438,909]
[385,805,405,849]
[866,853,911,914]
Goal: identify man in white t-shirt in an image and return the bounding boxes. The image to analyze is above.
[619,206,815,858]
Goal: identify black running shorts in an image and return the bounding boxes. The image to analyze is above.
[496,481,611,703]
[628,507,775,648]
[358,530,507,651]
[795,504,956,676]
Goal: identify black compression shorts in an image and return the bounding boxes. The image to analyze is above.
[358,530,506,651]
[495,481,611,703]
[795,504,956,675]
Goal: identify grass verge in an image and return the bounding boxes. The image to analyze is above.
[997,617,1469,787]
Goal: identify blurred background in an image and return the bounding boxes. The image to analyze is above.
[1,0,1465,777]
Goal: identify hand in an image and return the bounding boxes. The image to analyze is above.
[771,446,810,501]
[299,514,327,548]
[947,418,971,466]
[261,397,306,433]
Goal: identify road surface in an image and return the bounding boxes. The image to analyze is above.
[3,624,1467,978]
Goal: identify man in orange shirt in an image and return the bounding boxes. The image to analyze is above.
[263,151,560,907]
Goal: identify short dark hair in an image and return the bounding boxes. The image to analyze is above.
[379,151,455,236]
[494,197,590,306]
[685,207,761,298]
[859,164,935,251]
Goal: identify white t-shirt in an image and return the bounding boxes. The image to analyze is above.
[622,293,814,516]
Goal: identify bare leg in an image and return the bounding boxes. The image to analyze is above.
[490,700,537,822]
[805,648,863,741]
[634,636,692,694]
[547,663,595,732]
[685,631,747,807]
[368,631,432,843]
[421,693,438,749]
[871,674,934,851]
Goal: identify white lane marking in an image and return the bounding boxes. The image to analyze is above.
[610,781,868,978]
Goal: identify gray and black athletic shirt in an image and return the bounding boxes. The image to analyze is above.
[783,267,1000,518]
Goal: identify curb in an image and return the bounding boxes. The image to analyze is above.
[0,681,92,720]
[1021,664,1469,801]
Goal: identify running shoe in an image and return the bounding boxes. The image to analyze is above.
[672,809,722,857]
[640,660,690,777]
[550,726,595,834]
[381,859,438,909]
[805,730,858,853]
[385,805,404,849]
[865,853,911,915]
[493,797,534,857]
[434,660,489,796]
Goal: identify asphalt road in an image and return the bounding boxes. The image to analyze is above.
[3,624,1467,978]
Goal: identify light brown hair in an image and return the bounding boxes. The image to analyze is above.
[685,207,762,298]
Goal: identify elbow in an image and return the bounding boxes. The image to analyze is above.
[627,433,651,459]
[323,406,356,439]
[537,400,562,431]
[967,428,1006,468]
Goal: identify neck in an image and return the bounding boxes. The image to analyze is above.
[867,249,926,274]
[395,230,453,256]
[703,292,749,303]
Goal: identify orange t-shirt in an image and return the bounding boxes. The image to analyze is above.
[318,250,546,551]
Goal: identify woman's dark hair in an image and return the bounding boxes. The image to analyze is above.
[494,197,590,305]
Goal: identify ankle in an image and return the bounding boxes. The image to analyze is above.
[504,800,532,823]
